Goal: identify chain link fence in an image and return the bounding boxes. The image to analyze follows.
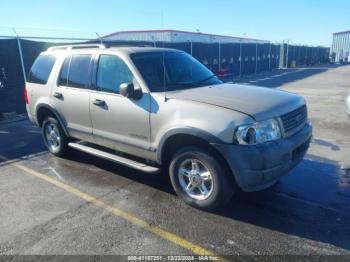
[0,31,330,114]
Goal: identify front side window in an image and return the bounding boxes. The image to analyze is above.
[96,55,133,94]
[67,54,92,88]
[131,51,222,92]
[28,55,57,84]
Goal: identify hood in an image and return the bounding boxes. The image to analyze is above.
[167,83,305,121]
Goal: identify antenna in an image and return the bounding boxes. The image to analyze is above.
[95,32,103,45]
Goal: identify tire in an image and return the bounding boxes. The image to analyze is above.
[169,146,235,210]
[42,117,68,157]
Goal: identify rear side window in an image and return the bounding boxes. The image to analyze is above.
[67,54,92,88]
[57,56,70,86]
[28,55,57,84]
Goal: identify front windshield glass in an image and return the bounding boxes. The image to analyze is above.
[131,51,223,92]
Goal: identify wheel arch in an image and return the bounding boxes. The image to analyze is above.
[158,128,235,180]
[157,128,219,162]
[36,103,69,137]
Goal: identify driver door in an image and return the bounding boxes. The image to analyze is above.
[89,54,151,158]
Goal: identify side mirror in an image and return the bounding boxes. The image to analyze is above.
[120,82,142,100]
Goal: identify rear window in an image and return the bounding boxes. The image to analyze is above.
[67,54,92,88]
[27,55,57,84]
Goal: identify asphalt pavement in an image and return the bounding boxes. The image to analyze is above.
[0,64,350,259]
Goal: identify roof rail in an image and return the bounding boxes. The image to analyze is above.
[48,44,106,51]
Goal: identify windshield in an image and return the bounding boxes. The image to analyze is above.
[131,51,223,92]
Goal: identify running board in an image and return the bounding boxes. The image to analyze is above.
[68,142,160,174]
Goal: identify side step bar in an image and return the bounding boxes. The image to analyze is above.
[68,142,160,174]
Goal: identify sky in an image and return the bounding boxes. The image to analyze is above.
[1,0,349,46]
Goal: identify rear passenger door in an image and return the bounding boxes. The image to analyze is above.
[51,54,94,142]
[89,54,151,158]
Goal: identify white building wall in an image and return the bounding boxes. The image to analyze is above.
[103,31,269,44]
[169,31,267,44]
[104,31,172,43]
[331,31,350,62]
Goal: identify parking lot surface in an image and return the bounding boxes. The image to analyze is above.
[1,65,350,257]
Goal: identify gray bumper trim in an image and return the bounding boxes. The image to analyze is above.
[211,123,312,192]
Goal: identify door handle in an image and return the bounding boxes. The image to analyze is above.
[53,92,63,99]
[93,99,106,106]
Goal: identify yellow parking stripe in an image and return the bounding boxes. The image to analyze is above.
[0,155,227,260]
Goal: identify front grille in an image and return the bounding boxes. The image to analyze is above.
[280,105,307,135]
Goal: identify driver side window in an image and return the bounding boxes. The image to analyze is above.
[96,55,133,94]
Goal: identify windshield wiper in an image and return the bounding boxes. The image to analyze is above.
[166,75,218,90]
[172,75,217,86]
[191,74,217,85]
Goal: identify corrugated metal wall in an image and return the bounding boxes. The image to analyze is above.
[331,32,350,62]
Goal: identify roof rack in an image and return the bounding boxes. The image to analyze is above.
[106,43,154,48]
[48,44,106,51]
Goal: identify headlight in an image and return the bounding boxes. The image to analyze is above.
[234,119,281,145]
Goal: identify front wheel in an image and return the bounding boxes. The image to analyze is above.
[42,117,68,157]
[169,147,235,210]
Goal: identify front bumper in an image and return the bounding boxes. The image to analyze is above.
[212,123,312,192]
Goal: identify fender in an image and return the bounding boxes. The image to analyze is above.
[35,103,70,137]
[156,127,223,163]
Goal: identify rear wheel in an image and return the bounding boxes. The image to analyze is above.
[169,147,235,210]
[42,117,68,157]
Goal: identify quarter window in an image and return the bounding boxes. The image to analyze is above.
[28,55,57,84]
[96,55,133,94]
[67,54,92,88]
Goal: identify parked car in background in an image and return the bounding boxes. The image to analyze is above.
[345,93,350,117]
[25,44,312,210]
